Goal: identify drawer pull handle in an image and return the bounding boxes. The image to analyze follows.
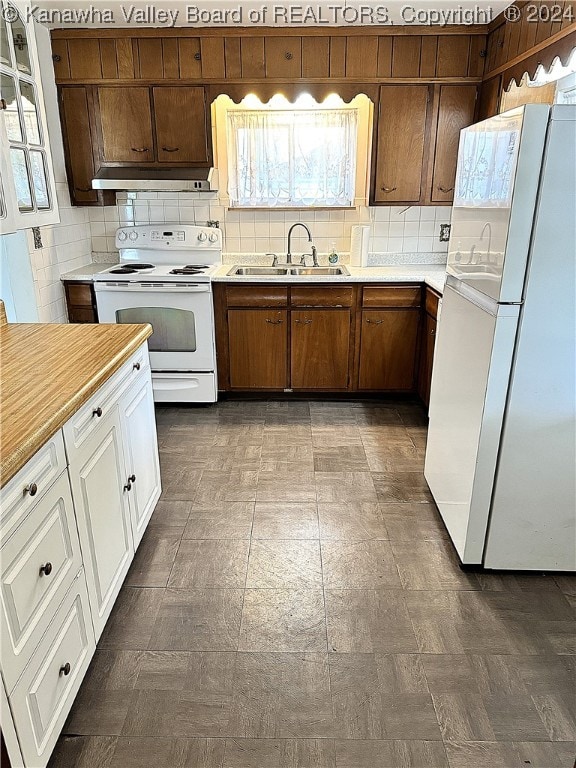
[162,146,180,153]
[265,318,283,324]
[24,482,38,497]
[124,474,136,492]
[438,186,454,193]
[39,562,53,577]
[59,662,71,677]
[295,319,312,324]
[366,319,384,325]
[133,362,141,371]
[381,186,397,193]
[93,407,103,418]
[75,187,93,192]
[131,147,149,153]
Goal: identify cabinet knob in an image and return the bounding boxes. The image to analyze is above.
[265,318,283,324]
[24,482,38,496]
[430,328,435,336]
[194,51,201,60]
[93,407,103,418]
[52,54,62,62]
[381,186,397,193]
[131,147,149,153]
[39,562,53,577]
[161,146,180,153]
[133,362,141,371]
[438,186,454,193]
[59,662,71,677]
[285,51,294,60]
[366,318,384,325]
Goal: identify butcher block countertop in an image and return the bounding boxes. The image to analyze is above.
[0,322,152,488]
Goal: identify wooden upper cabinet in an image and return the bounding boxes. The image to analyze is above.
[301,37,330,78]
[345,36,378,78]
[60,87,98,204]
[430,85,477,202]
[265,37,302,78]
[153,87,210,163]
[374,85,429,204]
[178,38,202,78]
[97,87,153,163]
[200,38,226,79]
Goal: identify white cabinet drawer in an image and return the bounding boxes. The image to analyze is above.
[1,472,82,694]
[63,345,150,455]
[9,571,95,768]
[0,431,66,545]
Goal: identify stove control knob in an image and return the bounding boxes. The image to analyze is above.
[117,230,127,242]
[209,232,218,243]
[129,231,138,241]
[197,231,207,242]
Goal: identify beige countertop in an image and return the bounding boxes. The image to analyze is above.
[61,262,446,294]
[0,323,152,487]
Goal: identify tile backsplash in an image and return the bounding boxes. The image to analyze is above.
[89,192,451,264]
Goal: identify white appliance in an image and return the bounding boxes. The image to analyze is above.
[425,104,576,571]
[94,224,222,403]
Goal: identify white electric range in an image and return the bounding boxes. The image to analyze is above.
[94,224,222,403]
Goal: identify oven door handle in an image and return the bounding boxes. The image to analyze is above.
[96,283,211,293]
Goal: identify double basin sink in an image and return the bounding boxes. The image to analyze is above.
[228,265,350,277]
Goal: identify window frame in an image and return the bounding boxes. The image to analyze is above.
[0,0,59,232]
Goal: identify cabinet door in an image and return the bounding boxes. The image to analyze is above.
[358,310,420,390]
[228,309,288,389]
[291,310,351,390]
[98,87,153,163]
[430,85,477,203]
[67,408,133,640]
[417,313,437,408]
[120,378,161,548]
[374,86,429,203]
[153,87,210,164]
[265,37,302,78]
[60,88,98,204]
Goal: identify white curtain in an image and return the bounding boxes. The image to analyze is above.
[227,109,358,207]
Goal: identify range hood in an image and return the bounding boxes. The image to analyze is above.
[92,167,218,192]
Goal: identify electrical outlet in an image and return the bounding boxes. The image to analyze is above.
[32,227,43,249]
[439,224,451,242]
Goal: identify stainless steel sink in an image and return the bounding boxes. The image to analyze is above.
[227,265,350,277]
[290,266,350,276]
[228,266,289,276]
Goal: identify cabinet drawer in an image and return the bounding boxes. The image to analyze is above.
[362,286,421,308]
[0,431,67,545]
[425,287,440,318]
[9,572,95,768]
[65,283,93,307]
[63,345,150,454]
[226,285,288,307]
[1,472,82,693]
[290,286,354,307]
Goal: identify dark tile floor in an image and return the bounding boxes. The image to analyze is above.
[49,400,576,768]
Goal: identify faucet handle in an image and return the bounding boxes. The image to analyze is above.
[311,245,319,267]
[300,254,310,266]
[266,253,278,266]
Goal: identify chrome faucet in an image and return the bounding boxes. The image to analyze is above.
[287,223,315,265]
[480,222,493,264]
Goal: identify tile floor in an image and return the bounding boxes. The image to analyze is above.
[49,400,576,768]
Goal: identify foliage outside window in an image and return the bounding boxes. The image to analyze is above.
[227,108,358,208]
[0,2,52,215]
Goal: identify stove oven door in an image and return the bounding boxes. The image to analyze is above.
[94,282,215,372]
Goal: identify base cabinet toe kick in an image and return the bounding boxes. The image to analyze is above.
[0,343,161,768]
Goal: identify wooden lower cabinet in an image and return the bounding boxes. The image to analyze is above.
[228,309,288,389]
[64,282,98,323]
[291,310,351,390]
[358,309,420,390]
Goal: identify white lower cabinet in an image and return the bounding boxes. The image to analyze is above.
[0,343,161,768]
[120,378,161,548]
[67,406,134,641]
[9,572,95,768]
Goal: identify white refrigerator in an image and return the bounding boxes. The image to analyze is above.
[425,104,576,570]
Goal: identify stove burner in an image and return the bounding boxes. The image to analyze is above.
[110,267,137,274]
[128,263,155,270]
[169,265,209,275]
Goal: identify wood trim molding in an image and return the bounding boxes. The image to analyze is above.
[51,25,489,39]
[484,24,576,81]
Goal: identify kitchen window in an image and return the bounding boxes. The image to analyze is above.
[219,94,372,209]
[0,1,58,230]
